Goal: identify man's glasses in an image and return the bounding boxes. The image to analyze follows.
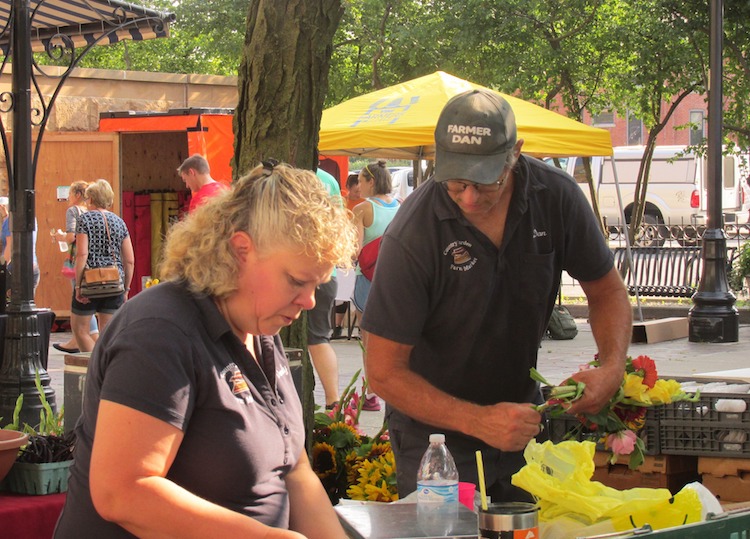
[442,165,512,194]
[443,180,502,193]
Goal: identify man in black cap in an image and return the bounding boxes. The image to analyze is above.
[360,89,632,502]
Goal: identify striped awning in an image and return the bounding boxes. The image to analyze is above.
[0,0,175,53]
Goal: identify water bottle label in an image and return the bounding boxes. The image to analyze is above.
[417,483,458,503]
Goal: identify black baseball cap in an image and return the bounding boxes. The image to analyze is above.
[433,89,517,184]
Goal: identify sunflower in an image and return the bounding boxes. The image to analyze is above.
[310,370,396,502]
[311,442,337,480]
[345,451,365,485]
[346,452,399,503]
[327,421,361,450]
[365,442,392,459]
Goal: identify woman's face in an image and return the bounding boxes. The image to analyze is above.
[68,189,83,207]
[358,172,375,197]
[225,232,333,337]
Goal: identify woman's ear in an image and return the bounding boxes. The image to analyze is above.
[229,231,255,263]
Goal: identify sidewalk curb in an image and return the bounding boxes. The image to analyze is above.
[567,304,750,324]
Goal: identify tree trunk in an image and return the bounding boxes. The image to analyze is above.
[581,156,607,239]
[234,0,344,451]
[233,0,344,174]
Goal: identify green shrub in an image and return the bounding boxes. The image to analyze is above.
[730,242,750,291]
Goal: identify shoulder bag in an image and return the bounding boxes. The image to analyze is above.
[79,211,125,298]
[358,236,382,281]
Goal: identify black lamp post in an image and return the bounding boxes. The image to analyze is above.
[688,0,739,342]
[0,0,56,427]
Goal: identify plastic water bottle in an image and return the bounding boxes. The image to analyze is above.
[416,433,459,535]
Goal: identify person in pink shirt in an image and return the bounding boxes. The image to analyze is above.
[178,154,229,212]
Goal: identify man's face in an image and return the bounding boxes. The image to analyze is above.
[443,167,512,217]
[442,140,523,217]
[348,182,362,200]
[180,169,199,192]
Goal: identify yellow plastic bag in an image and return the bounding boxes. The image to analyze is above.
[512,440,701,535]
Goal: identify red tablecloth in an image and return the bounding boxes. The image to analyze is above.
[0,492,65,538]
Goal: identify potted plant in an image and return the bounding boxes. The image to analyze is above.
[730,242,750,295]
[0,372,75,495]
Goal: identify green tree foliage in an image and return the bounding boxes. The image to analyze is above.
[418,0,622,236]
[659,0,750,151]
[601,0,704,240]
[326,0,443,105]
[65,0,246,75]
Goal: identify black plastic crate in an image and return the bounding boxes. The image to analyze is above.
[546,407,661,455]
[660,423,750,457]
[661,392,750,425]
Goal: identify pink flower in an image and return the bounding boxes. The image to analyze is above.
[606,430,638,456]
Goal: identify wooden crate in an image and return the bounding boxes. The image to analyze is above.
[699,456,750,503]
[592,452,699,494]
[594,452,697,474]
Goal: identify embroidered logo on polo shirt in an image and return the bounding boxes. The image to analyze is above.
[533,228,548,238]
[220,363,253,404]
[443,240,477,271]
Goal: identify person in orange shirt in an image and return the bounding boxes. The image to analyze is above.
[344,173,363,212]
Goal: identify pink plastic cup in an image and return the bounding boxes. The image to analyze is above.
[458,481,476,510]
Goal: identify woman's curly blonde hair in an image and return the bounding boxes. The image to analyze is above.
[160,162,358,298]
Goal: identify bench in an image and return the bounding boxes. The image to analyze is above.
[613,246,739,298]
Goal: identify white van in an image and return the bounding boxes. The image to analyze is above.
[390,167,414,201]
[546,146,750,231]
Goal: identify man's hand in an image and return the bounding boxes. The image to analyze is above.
[567,363,623,415]
[469,402,541,452]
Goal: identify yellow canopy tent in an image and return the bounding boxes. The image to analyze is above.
[319,71,612,159]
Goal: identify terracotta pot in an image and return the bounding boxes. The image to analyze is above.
[0,430,29,484]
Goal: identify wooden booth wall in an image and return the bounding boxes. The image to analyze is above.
[34,131,190,317]
[34,132,120,317]
[120,132,189,192]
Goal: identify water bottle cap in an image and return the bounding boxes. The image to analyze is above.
[429,433,445,444]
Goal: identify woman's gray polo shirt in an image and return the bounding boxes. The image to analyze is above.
[56,281,303,537]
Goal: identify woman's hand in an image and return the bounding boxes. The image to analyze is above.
[75,287,90,304]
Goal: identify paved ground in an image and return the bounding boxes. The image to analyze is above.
[42,318,750,438]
